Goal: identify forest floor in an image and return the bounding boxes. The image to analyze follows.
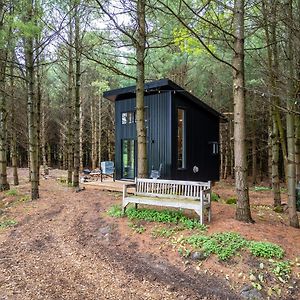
[0,168,300,300]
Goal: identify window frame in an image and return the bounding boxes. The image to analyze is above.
[121,111,135,125]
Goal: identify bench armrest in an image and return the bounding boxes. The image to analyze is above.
[123,183,136,198]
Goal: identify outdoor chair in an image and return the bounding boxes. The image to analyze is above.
[100,161,115,182]
[150,163,162,179]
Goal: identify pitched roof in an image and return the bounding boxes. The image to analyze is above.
[103,78,226,121]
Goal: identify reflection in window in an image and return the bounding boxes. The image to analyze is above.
[121,111,135,125]
[177,108,186,169]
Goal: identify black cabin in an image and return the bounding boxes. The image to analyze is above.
[103,79,225,182]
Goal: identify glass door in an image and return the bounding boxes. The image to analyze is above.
[122,139,135,179]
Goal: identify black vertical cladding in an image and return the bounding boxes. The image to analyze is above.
[110,78,222,182]
[171,94,220,181]
[114,92,171,179]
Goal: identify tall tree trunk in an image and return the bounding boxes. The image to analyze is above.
[91,96,97,170]
[24,0,39,199]
[295,1,300,183]
[252,135,257,185]
[267,116,272,186]
[252,114,257,185]
[47,143,51,168]
[79,99,84,171]
[98,95,102,165]
[73,0,81,188]
[262,0,281,205]
[135,0,147,178]
[35,48,41,184]
[220,123,224,179]
[67,9,74,184]
[41,99,48,175]
[10,50,19,185]
[296,115,300,182]
[0,0,10,191]
[286,0,299,228]
[35,0,42,185]
[233,0,253,223]
[272,117,281,206]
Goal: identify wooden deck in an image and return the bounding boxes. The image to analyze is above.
[83,179,135,193]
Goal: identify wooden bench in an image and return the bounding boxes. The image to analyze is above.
[122,178,211,224]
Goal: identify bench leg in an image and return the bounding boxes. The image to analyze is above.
[195,209,203,225]
[207,206,211,223]
[122,200,129,215]
[135,203,138,210]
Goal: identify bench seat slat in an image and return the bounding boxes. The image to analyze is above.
[124,196,210,210]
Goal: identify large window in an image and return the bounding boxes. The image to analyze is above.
[177,108,186,169]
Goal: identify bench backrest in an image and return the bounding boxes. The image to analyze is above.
[101,161,114,175]
[135,178,210,199]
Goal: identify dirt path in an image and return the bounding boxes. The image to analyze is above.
[0,177,239,300]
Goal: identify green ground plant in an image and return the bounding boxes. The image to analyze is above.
[225,198,237,205]
[248,241,284,259]
[151,226,175,238]
[107,205,208,231]
[183,232,286,263]
[272,260,291,281]
[211,192,220,202]
[254,186,271,192]
[128,222,146,234]
[107,205,123,218]
[185,232,247,261]
[5,189,18,196]
[0,219,18,229]
[178,247,191,258]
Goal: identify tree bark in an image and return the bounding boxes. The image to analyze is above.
[135,0,148,178]
[73,0,81,188]
[67,7,74,184]
[286,0,299,228]
[79,98,84,171]
[98,95,102,166]
[10,49,19,185]
[91,96,97,170]
[233,0,253,223]
[262,0,281,206]
[41,99,48,175]
[295,0,300,183]
[35,44,41,184]
[296,115,300,182]
[24,0,39,199]
[0,0,10,191]
[252,135,257,185]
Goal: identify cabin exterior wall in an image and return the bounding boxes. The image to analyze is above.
[114,91,172,179]
[171,94,220,181]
